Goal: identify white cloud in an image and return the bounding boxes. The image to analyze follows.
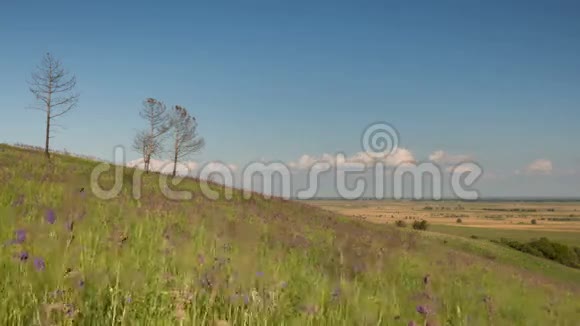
[127,158,188,175]
[201,161,239,173]
[287,148,416,169]
[126,158,237,176]
[520,159,553,175]
[429,150,472,164]
[288,154,322,169]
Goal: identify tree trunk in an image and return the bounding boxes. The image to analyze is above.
[45,61,52,160]
[172,150,178,177]
[145,155,150,173]
[45,111,50,159]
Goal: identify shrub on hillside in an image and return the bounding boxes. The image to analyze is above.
[497,237,580,269]
[395,220,407,228]
[531,219,537,225]
[412,220,429,231]
[456,218,462,223]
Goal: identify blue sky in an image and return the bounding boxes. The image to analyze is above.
[1,0,579,197]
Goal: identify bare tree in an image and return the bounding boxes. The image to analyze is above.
[168,106,205,177]
[132,130,160,173]
[132,98,169,173]
[28,52,79,159]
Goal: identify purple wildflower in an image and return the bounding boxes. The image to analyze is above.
[416,305,429,315]
[408,321,417,326]
[78,279,85,288]
[45,210,56,224]
[125,296,132,304]
[15,229,26,243]
[19,251,29,261]
[256,271,264,277]
[34,257,46,271]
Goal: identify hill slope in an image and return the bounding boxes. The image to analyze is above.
[1,144,579,325]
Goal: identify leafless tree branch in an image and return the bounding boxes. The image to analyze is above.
[132,98,169,173]
[167,105,205,177]
[27,52,79,159]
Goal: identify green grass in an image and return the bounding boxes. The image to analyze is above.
[429,224,580,247]
[1,144,580,325]
[419,228,580,285]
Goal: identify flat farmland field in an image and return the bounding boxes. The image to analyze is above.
[306,200,580,247]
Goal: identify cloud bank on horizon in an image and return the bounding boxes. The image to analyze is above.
[125,149,579,198]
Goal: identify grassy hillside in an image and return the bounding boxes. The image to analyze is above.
[1,144,579,325]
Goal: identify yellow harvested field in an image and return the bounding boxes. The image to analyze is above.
[307,200,580,232]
